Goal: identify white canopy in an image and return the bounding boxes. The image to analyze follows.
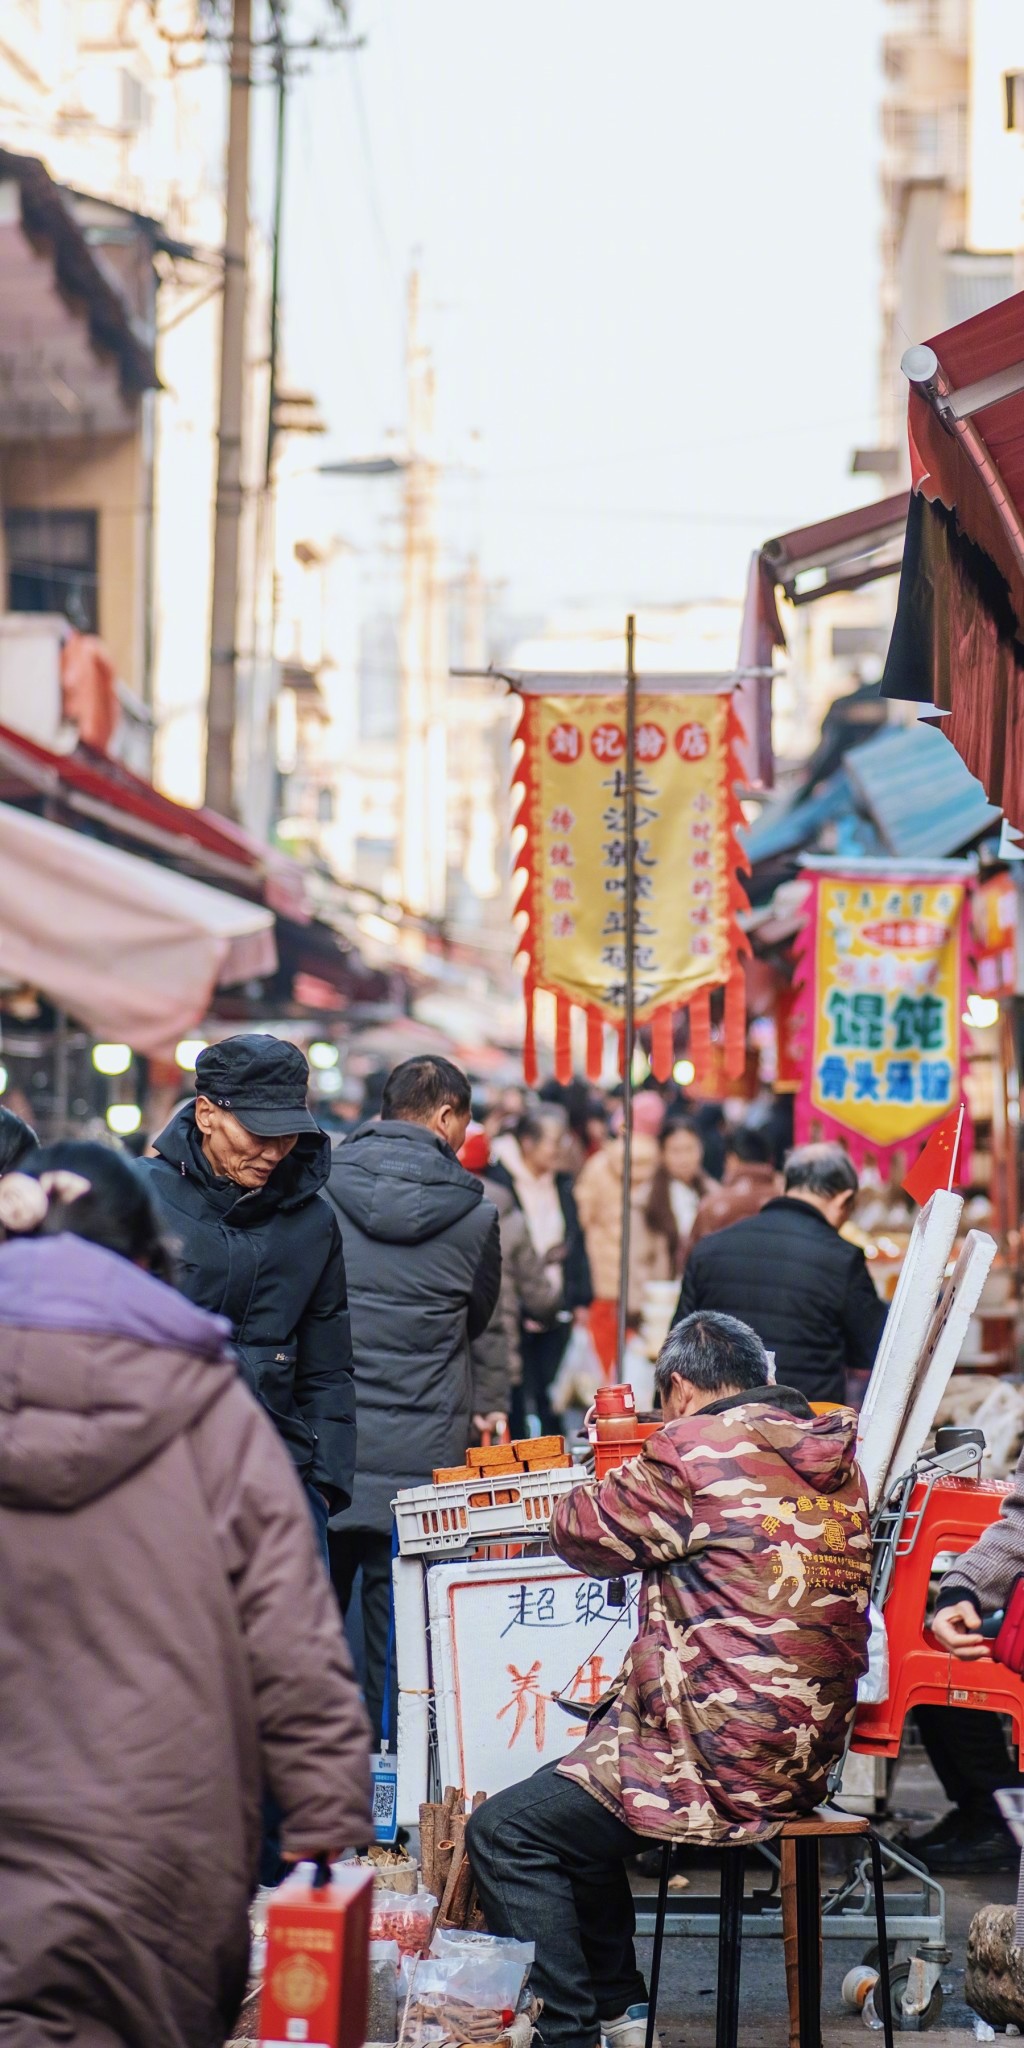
[0,801,276,1054]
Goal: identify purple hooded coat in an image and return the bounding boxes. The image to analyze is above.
[0,1236,371,2048]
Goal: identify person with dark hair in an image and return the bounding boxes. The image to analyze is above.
[141,1034,355,1562]
[17,1139,176,1280]
[326,1055,501,1742]
[467,1309,870,2048]
[0,1143,370,2048]
[645,1116,717,1272]
[674,1140,887,1404]
[0,1105,37,1176]
[489,1109,591,1433]
[685,1124,779,1252]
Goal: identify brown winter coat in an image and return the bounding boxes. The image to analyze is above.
[686,1159,781,1252]
[574,1133,673,1311]
[0,1234,372,2048]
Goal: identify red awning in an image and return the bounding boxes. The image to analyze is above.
[907,290,1024,637]
[881,288,1024,825]
[0,721,311,917]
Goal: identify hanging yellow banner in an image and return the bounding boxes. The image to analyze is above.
[513,689,749,1082]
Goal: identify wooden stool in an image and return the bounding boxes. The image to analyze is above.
[642,1808,895,2048]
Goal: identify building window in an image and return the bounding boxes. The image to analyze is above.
[1005,73,1024,133]
[4,510,98,630]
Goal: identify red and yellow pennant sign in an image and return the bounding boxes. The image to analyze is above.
[512,688,750,1083]
[793,865,970,1167]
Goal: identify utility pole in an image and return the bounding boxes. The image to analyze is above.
[616,613,638,1375]
[398,269,447,917]
[205,0,252,817]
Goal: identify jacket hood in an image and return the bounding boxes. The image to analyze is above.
[605,1132,660,1184]
[0,1236,236,1511]
[328,1119,484,1245]
[152,1101,331,1212]
[655,1388,861,1494]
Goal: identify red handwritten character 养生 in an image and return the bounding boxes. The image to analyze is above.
[498,1662,547,1751]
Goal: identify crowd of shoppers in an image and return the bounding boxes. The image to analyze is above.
[2,1031,1012,2048]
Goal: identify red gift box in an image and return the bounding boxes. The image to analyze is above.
[258,1865,374,2048]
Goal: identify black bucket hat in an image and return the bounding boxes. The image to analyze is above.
[195,1034,319,1138]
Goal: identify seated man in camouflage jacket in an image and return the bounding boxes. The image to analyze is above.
[467,1311,871,2048]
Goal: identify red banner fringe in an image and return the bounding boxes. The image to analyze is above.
[688,989,711,1079]
[554,996,573,1084]
[586,1007,604,1081]
[724,967,746,1078]
[523,971,538,1087]
[650,1006,675,1082]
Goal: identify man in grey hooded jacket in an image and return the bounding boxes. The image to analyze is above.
[325,1055,501,1742]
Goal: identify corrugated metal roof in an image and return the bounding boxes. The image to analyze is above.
[844,719,1000,859]
[742,772,853,865]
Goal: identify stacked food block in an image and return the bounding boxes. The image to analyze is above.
[433,1437,572,1503]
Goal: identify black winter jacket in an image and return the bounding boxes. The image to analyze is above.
[142,1108,356,1508]
[325,1120,501,1533]
[674,1195,887,1403]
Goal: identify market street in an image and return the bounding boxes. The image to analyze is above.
[7,7,1024,2048]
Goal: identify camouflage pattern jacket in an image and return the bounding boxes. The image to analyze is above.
[552,1386,870,1843]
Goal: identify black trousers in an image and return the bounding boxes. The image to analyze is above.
[467,1764,649,2048]
[511,1324,571,1439]
[328,1527,396,1749]
[914,1705,1020,1816]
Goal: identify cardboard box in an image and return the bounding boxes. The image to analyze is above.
[258,1865,373,2048]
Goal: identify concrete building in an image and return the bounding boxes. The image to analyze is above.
[0,2,286,821]
[874,0,1023,474]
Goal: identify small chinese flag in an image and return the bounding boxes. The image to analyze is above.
[901,1104,964,1207]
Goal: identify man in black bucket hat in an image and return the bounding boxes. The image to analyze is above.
[142,1033,355,1560]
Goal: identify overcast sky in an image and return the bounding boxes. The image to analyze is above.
[276,0,887,622]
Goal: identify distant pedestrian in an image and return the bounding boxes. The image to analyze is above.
[645,1116,718,1272]
[489,1110,591,1432]
[574,1098,672,1379]
[685,1126,779,1253]
[0,1144,371,2048]
[326,1056,501,1742]
[142,1033,355,1561]
[0,1105,37,1175]
[459,1124,562,1435]
[675,1141,886,1404]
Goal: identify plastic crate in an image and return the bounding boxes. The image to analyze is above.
[593,1423,661,1480]
[394,1464,580,1556]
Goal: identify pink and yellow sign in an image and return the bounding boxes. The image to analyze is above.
[512,688,750,1083]
[793,866,969,1165]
